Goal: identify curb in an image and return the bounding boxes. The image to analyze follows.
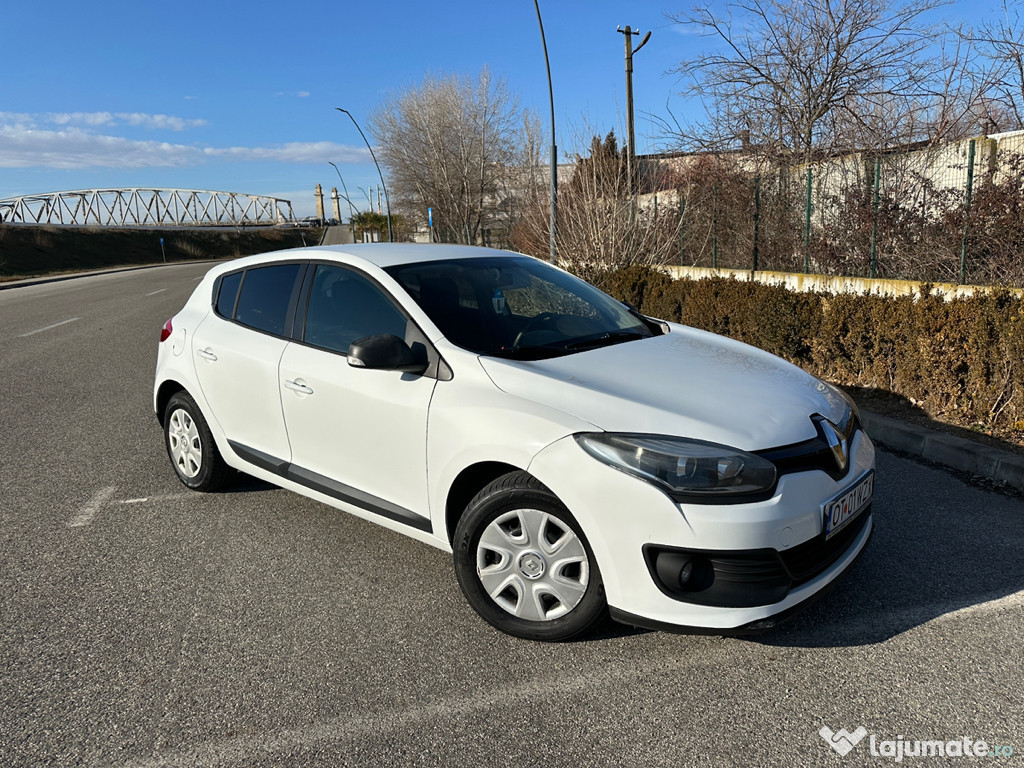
[861,411,1024,493]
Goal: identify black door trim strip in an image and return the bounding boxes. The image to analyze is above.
[228,441,432,534]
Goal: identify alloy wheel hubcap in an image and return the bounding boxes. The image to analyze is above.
[476,508,590,622]
[168,408,202,478]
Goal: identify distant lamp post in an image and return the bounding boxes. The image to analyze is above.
[617,25,651,194]
[534,0,557,264]
[335,107,392,242]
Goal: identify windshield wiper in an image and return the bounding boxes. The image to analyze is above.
[487,344,573,361]
[561,329,649,351]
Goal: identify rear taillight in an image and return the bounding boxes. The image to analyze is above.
[160,318,173,342]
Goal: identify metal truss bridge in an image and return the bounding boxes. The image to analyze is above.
[0,189,295,227]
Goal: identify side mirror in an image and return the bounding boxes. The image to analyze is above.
[347,334,429,374]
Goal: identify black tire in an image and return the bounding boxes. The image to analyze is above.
[163,391,230,492]
[453,471,606,641]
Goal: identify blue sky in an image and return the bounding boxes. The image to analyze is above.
[0,0,980,218]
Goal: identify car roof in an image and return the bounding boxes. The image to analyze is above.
[215,243,533,274]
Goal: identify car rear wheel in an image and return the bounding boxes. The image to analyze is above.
[164,391,230,492]
[454,471,606,641]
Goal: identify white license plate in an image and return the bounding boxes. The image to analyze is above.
[823,471,873,540]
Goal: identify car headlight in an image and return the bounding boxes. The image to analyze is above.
[826,383,860,428]
[574,433,778,502]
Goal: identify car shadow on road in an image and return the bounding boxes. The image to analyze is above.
[751,448,1024,648]
[217,474,280,494]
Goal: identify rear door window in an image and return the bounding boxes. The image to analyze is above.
[230,263,304,337]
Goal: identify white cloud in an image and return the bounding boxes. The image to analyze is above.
[205,142,368,164]
[0,111,207,131]
[0,125,201,169]
[0,122,370,169]
[115,113,208,130]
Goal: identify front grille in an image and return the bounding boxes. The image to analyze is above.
[778,506,872,585]
[756,418,862,482]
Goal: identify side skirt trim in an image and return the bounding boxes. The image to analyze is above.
[228,441,432,534]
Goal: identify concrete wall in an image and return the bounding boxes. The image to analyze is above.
[661,265,1024,300]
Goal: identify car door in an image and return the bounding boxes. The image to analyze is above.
[192,262,304,467]
[278,263,437,529]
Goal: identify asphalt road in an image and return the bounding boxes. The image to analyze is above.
[1,262,1022,767]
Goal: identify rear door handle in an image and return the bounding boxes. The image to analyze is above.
[283,379,314,395]
[197,348,218,361]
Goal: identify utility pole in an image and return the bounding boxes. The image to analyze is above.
[617,25,650,194]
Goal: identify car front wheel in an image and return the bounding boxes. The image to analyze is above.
[454,471,606,641]
[164,391,230,492]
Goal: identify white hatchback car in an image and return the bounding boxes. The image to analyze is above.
[155,244,874,641]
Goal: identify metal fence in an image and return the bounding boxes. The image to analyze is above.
[660,131,1024,287]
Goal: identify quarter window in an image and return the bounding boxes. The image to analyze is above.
[215,271,242,318]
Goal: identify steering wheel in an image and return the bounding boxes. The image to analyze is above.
[512,312,560,348]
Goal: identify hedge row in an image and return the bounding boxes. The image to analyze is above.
[598,266,1024,439]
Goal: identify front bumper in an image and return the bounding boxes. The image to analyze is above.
[527,429,876,631]
[611,512,873,634]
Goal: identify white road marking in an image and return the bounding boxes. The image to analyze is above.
[67,486,117,528]
[118,493,193,505]
[19,317,80,337]
[146,288,167,296]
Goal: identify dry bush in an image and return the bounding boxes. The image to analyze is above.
[511,132,684,284]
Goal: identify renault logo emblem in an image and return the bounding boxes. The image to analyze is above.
[815,416,849,471]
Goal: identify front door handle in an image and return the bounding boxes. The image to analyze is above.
[283,379,314,395]
[197,347,218,361]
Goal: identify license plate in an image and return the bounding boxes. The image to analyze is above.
[823,471,873,540]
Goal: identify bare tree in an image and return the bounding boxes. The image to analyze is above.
[668,0,951,159]
[369,68,540,245]
[967,0,1024,131]
[512,130,684,282]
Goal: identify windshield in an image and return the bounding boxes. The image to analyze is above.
[385,256,657,359]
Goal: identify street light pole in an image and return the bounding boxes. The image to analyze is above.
[617,25,650,194]
[335,107,392,242]
[533,0,557,264]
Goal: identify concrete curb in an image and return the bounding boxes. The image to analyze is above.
[861,410,1024,493]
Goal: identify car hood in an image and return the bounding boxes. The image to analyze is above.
[478,324,849,450]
